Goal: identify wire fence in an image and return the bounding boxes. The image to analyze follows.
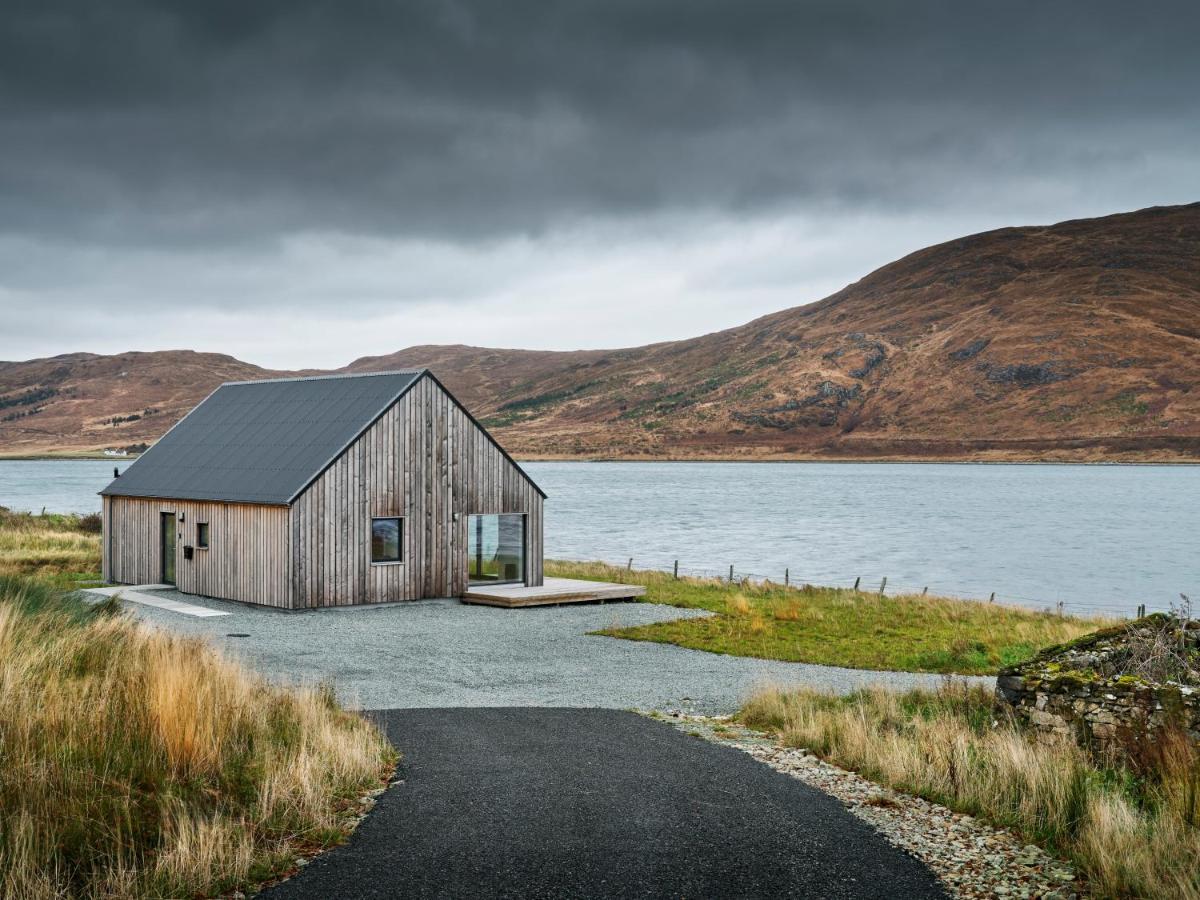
[551,552,1188,620]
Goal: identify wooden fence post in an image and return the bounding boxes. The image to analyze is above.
[853,576,860,592]
[673,560,679,579]
[627,557,633,571]
[785,568,789,587]
[879,577,887,596]
[922,586,928,596]
[729,564,734,583]
[989,592,995,603]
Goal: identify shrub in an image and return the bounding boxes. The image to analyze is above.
[77,511,103,534]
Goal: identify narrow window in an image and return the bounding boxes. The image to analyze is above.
[196,522,210,549]
[371,517,402,563]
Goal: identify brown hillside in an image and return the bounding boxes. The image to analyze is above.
[0,352,286,456]
[3,203,1198,461]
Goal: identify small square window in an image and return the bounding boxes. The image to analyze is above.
[371,517,402,563]
[196,522,209,549]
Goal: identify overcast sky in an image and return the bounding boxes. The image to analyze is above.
[2,1,1198,369]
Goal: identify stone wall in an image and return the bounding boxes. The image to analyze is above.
[996,669,1200,750]
[996,616,1200,752]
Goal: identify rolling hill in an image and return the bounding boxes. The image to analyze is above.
[2,203,1198,461]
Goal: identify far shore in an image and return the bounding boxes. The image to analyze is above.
[2,449,1199,466]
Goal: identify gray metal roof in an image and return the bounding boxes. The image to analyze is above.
[100,370,425,505]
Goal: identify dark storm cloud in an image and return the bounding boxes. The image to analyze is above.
[2,0,1198,250]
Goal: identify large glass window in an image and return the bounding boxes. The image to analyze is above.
[371,517,402,563]
[468,514,525,585]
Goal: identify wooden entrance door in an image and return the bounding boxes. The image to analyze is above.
[160,512,176,584]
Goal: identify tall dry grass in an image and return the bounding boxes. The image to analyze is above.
[740,682,1200,898]
[0,506,102,579]
[0,576,395,898]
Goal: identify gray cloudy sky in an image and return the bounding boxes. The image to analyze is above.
[2,0,1198,368]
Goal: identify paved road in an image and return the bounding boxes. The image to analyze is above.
[121,592,991,713]
[260,708,944,900]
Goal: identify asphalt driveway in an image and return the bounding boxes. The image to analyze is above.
[260,708,945,900]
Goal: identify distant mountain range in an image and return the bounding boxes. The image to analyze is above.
[2,203,1198,461]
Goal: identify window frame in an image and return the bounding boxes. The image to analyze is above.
[196,522,210,550]
[370,516,404,565]
[466,512,527,586]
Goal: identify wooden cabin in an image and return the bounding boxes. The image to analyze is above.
[100,370,545,609]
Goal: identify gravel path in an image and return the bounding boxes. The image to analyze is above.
[260,708,947,900]
[118,590,993,713]
[667,714,1082,899]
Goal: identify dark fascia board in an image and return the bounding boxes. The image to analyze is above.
[99,493,289,508]
[285,369,547,505]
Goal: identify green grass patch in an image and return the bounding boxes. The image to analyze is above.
[548,560,1111,676]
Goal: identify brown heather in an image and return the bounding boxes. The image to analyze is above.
[0,576,395,899]
[4,204,1198,462]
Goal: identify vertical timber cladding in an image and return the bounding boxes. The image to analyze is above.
[290,373,544,608]
[103,496,291,607]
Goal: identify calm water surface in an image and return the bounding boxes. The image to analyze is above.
[1,459,1195,615]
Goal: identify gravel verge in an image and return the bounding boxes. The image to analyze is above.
[660,712,1083,900]
[113,590,993,712]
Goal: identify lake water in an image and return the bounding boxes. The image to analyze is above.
[1,459,1195,616]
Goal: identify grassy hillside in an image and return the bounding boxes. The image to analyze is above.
[550,560,1112,675]
[3,204,1199,460]
[0,576,395,898]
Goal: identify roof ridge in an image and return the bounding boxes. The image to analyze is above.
[222,368,428,387]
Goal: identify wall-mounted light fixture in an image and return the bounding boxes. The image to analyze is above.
[178,512,185,522]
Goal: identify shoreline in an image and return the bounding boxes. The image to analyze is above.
[2,451,1199,466]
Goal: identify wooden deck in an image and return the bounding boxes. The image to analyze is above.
[462,577,645,608]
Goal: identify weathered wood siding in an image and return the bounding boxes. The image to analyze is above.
[103,495,291,608]
[289,373,544,607]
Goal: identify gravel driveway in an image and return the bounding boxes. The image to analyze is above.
[122,590,992,713]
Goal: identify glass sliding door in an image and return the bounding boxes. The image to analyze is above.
[467,514,525,585]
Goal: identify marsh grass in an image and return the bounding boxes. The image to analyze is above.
[0,576,396,898]
[739,682,1200,899]
[0,506,102,581]
[551,560,1111,675]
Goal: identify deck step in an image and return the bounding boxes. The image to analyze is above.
[462,577,645,608]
